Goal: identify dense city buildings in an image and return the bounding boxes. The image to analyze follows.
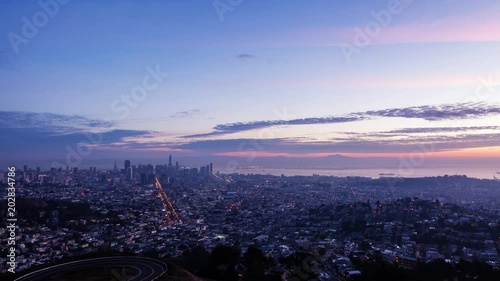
[1,158,499,280]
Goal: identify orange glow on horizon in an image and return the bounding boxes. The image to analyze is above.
[215,146,500,159]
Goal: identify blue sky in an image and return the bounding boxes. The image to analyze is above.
[1,0,500,170]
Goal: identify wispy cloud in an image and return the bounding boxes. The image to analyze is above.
[0,128,151,152]
[170,109,201,119]
[0,111,153,158]
[3,108,500,160]
[236,53,256,61]
[363,103,500,121]
[384,126,500,134]
[183,103,500,138]
[0,111,114,134]
[183,115,364,138]
[172,131,500,156]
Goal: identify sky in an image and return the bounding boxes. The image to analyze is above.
[1,0,500,175]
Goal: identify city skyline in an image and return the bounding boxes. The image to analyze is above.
[1,0,500,175]
[2,2,500,280]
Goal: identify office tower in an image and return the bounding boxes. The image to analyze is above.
[155,165,162,174]
[147,164,154,175]
[209,163,213,174]
[37,167,41,173]
[175,161,179,170]
[114,160,118,172]
[125,161,133,180]
[23,165,28,173]
[147,174,155,185]
[124,160,131,173]
[168,155,173,167]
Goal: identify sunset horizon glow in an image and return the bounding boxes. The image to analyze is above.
[1,0,500,177]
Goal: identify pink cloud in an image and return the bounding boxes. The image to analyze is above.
[293,12,500,46]
[254,72,500,90]
[372,19,500,45]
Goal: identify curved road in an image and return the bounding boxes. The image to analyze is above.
[14,256,167,281]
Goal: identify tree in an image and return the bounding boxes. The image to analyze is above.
[210,244,241,281]
[279,252,318,281]
[211,244,241,266]
[243,245,272,281]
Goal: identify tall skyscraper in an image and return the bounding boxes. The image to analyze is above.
[209,163,213,174]
[168,155,173,167]
[124,160,131,173]
[131,165,136,180]
[140,173,147,185]
[114,160,118,172]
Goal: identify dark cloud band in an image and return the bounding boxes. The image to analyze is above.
[183,102,500,138]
